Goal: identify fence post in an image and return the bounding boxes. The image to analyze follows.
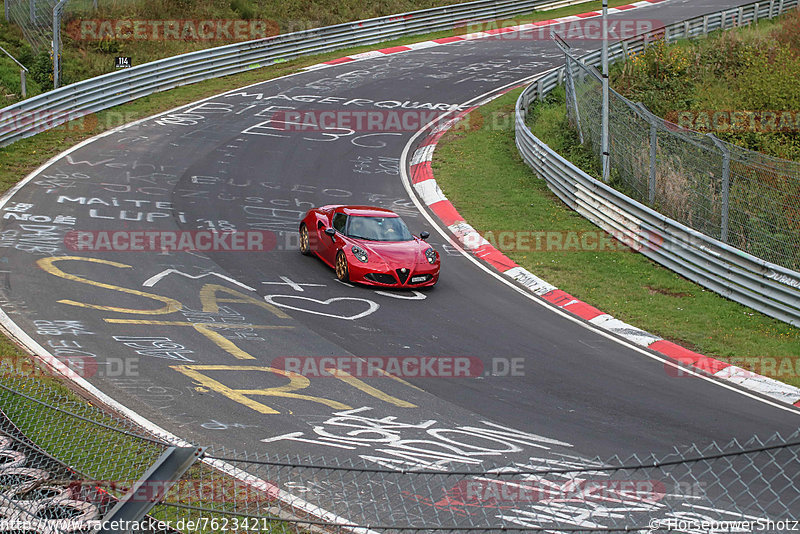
[709,134,731,243]
[29,0,35,23]
[567,57,584,144]
[649,115,657,205]
[4,0,8,22]
[20,69,26,98]
[53,0,70,89]
[99,446,204,534]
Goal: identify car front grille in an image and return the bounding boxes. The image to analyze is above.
[365,273,397,284]
[396,268,410,284]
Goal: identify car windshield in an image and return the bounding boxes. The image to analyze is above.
[346,216,414,242]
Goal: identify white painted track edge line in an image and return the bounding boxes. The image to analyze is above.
[398,76,800,417]
[0,69,385,534]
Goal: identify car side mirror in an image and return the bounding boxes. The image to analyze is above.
[420,231,430,240]
[324,228,336,238]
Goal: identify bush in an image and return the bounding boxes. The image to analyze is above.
[29,51,54,88]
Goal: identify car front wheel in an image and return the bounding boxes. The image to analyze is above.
[335,250,349,282]
[299,223,311,255]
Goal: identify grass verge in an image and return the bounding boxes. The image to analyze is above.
[432,87,800,388]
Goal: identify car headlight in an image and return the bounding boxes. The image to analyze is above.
[425,247,438,264]
[351,245,369,263]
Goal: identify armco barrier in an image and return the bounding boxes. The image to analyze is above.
[0,0,578,147]
[514,0,800,326]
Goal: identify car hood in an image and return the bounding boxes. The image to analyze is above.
[356,239,428,265]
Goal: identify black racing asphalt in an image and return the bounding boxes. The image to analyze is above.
[1,0,797,513]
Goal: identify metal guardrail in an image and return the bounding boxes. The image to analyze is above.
[0,0,568,147]
[515,0,800,326]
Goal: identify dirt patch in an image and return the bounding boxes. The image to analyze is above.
[645,285,692,298]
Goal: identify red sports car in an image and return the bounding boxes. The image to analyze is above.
[299,205,440,287]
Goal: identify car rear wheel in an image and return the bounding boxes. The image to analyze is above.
[335,251,349,282]
[299,224,311,256]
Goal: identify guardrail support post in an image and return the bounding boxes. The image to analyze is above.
[753,3,760,23]
[769,0,775,17]
[98,446,204,533]
[778,0,784,14]
[20,69,26,98]
[683,21,690,38]
[703,15,709,33]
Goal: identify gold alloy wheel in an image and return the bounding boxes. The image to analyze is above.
[299,224,310,255]
[335,251,349,281]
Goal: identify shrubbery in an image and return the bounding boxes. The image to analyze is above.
[612,11,800,161]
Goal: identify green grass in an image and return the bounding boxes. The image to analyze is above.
[433,88,800,388]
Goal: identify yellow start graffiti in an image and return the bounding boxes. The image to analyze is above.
[35,256,417,413]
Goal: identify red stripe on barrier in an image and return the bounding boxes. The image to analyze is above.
[615,4,636,9]
[410,162,434,185]
[534,20,558,26]
[433,36,465,44]
[795,399,800,407]
[324,57,355,65]
[429,200,464,227]
[474,244,519,271]
[379,45,412,54]
[575,11,600,18]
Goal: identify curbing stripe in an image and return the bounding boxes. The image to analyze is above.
[407,79,800,407]
[320,2,650,67]
[429,200,463,226]
[410,162,434,184]
[379,45,412,53]
[410,144,435,165]
[413,178,448,205]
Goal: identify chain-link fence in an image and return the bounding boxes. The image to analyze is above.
[564,51,800,272]
[3,0,106,50]
[0,363,797,533]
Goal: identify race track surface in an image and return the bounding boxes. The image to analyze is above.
[0,0,797,524]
